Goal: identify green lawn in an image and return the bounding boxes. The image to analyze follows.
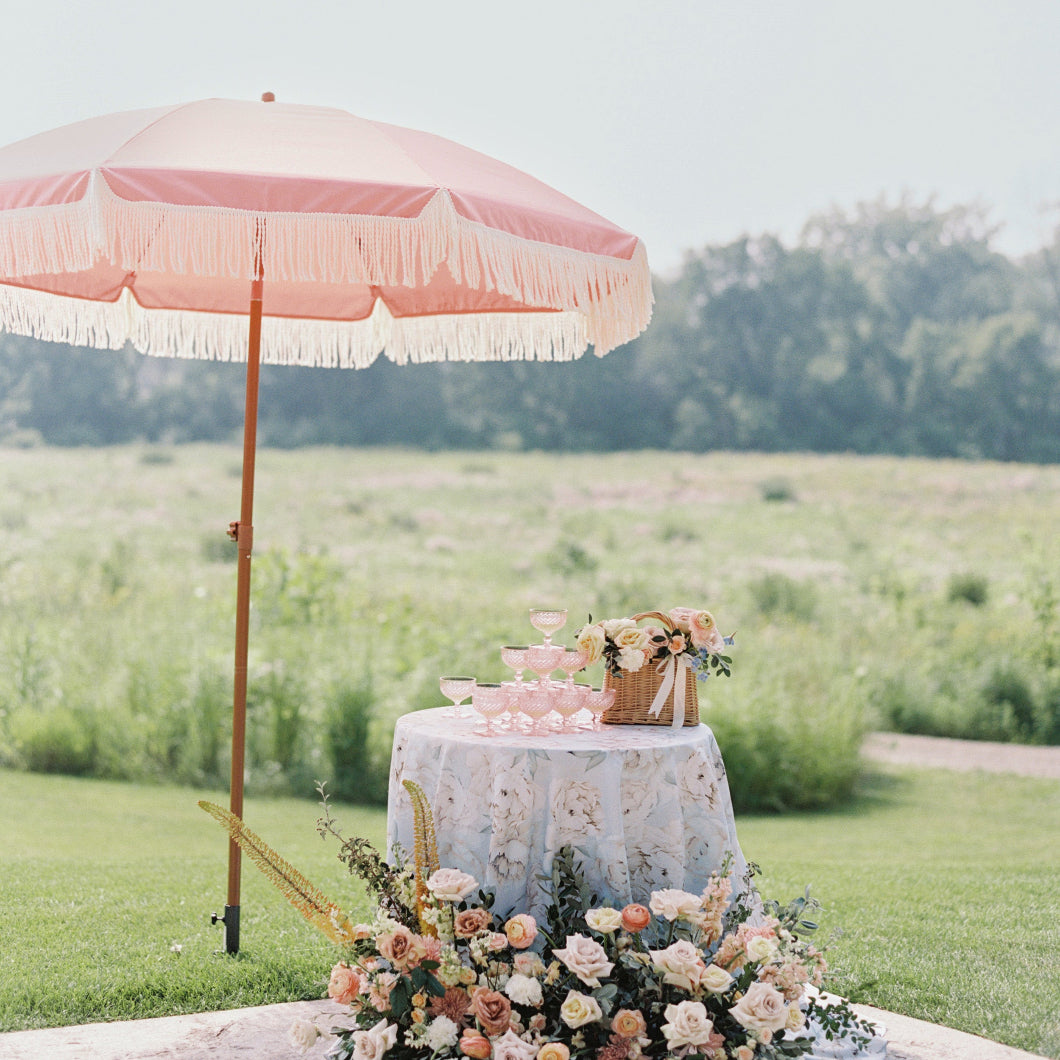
[1,764,1057,1057]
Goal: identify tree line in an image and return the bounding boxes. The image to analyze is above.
[3,196,1060,462]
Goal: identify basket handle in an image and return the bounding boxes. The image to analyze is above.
[630,610,676,631]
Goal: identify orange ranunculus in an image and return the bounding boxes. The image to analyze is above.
[620,903,651,933]
[537,1043,570,1060]
[460,1031,492,1059]
[327,962,362,1005]
[611,1008,648,1038]
[504,913,538,950]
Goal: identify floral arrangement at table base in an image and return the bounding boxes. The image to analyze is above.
[201,782,877,1060]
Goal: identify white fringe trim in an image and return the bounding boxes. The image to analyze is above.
[0,283,593,367]
[0,174,653,356]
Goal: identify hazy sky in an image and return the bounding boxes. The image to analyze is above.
[2,0,1058,274]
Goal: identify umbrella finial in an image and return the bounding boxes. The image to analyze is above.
[261,91,275,102]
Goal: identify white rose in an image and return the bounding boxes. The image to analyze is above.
[650,940,707,991]
[700,963,734,994]
[505,972,544,1007]
[425,1015,460,1052]
[649,888,702,921]
[602,618,637,637]
[662,1001,716,1048]
[612,625,651,652]
[575,624,606,665]
[559,990,604,1028]
[352,1019,398,1060]
[729,981,790,1035]
[289,1018,319,1054]
[584,907,624,933]
[746,934,780,963]
[553,934,614,987]
[426,867,478,902]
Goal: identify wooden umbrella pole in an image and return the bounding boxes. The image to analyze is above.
[222,270,264,955]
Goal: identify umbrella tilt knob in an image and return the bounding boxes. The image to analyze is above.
[227,521,254,551]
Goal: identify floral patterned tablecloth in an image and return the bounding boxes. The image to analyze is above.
[386,709,750,920]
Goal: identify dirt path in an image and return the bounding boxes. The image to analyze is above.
[863,731,1060,779]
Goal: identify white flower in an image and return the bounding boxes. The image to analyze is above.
[351,1019,398,1060]
[505,973,543,1007]
[616,647,648,672]
[426,867,478,902]
[559,990,604,1028]
[425,1015,460,1052]
[289,1018,319,1054]
[649,888,702,921]
[584,907,624,933]
[745,934,780,963]
[700,963,734,993]
[553,934,614,987]
[491,1028,539,1060]
[662,1000,716,1049]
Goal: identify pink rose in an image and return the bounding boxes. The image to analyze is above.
[552,933,614,988]
[729,981,789,1035]
[455,908,492,938]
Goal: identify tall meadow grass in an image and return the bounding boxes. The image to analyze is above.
[0,446,1057,811]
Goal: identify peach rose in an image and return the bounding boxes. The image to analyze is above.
[460,1030,492,1059]
[620,904,651,932]
[377,925,427,969]
[328,962,363,1005]
[611,1009,648,1038]
[455,908,492,938]
[504,914,538,950]
[471,988,512,1035]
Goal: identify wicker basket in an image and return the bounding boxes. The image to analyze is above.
[600,611,700,727]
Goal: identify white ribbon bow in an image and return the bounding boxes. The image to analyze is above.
[648,653,693,728]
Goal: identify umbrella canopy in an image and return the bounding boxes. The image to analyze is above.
[0,97,651,362]
[0,96,652,954]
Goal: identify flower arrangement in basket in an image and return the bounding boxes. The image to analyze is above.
[575,609,733,728]
[201,783,878,1060]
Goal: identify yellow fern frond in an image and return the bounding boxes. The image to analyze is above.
[199,801,359,947]
[402,779,440,935]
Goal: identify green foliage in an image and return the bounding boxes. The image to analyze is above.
[4,196,1060,462]
[746,572,818,623]
[946,571,988,606]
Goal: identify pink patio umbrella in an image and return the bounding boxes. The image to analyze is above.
[0,95,652,952]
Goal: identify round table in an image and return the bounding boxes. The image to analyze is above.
[386,708,750,920]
